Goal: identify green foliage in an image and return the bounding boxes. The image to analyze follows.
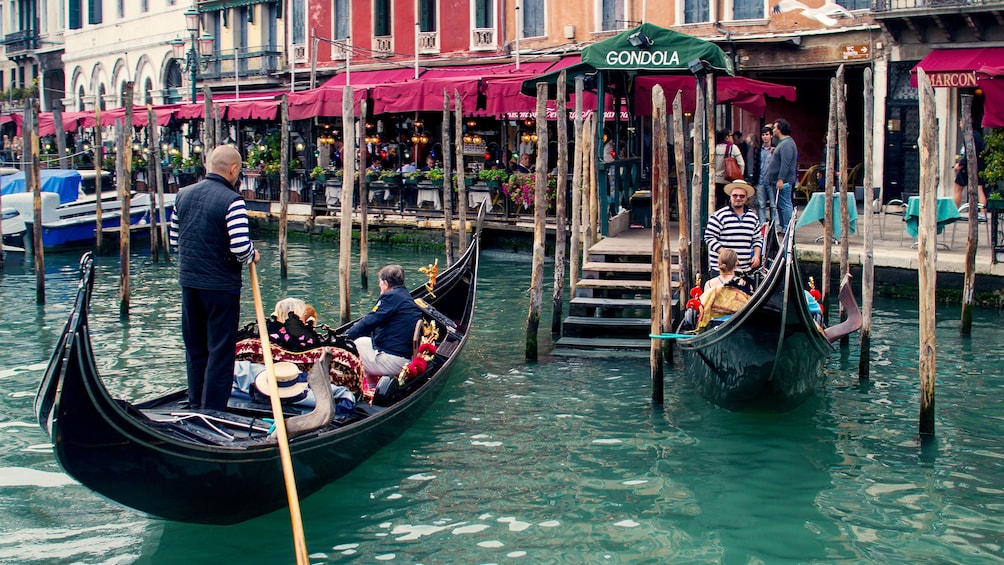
[981,129,1004,199]
[310,166,327,180]
[478,168,509,183]
[426,168,444,182]
[405,170,424,183]
[379,169,400,181]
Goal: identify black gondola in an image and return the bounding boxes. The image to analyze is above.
[34,211,483,525]
[677,223,861,411]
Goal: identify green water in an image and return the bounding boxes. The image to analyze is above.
[1,239,1003,564]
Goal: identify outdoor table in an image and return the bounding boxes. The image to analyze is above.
[904,196,960,237]
[469,188,491,210]
[417,186,442,210]
[795,191,858,240]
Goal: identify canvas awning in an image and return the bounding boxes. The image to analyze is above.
[522,23,734,96]
[910,47,1004,88]
[634,76,796,116]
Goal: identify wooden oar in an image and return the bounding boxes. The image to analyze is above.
[249,262,309,565]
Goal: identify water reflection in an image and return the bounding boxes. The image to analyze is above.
[2,241,1004,563]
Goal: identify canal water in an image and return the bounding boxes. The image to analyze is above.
[1,239,1003,564]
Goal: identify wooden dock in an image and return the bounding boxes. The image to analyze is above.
[553,228,676,358]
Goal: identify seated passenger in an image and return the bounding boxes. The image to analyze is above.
[269,297,321,350]
[344,264,423,377]
[697,248,753,332]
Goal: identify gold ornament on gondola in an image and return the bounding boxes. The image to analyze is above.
[419,259,439,298]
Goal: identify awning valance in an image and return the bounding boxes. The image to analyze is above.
[197,0,276,13]
[910,47,1004,88]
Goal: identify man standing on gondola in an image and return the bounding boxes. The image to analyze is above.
[704,180,762,276]
[169,145,260,411]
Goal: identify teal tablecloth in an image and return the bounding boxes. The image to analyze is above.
[904,196,960,237]
[795,192,858,239]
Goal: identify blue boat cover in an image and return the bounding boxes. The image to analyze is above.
[0,170,82,204]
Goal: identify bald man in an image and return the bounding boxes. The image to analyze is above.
[169,146,260,411]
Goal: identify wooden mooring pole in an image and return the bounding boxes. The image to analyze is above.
[917,68,938,439]
[93,108,104,251]
[447,91,459,268]
[525,83,548,361]
[650,85,669,403]
[568,77,584,295]
[148,104,170,263]
[960,94,979,336]
[859,67,875,379]
[836,65,851,346]
[359,98,369,289]
[279,95,290,279]
[672,91,691,310]
[339,86,355,325]
[26,100,44,303]
[551,70,569,339]
[690,81,704,285]
[119,84,134,317]
[822,77,837,324]
[455,90,468,255]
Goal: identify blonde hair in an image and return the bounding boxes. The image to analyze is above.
[718,248,739,274]
[272,298,307,323]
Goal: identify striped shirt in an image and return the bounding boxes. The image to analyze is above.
[169,194,255,264]
[704,206,762,272]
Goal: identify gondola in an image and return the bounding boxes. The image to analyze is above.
[676,222,861,411]
[34,210,483,525]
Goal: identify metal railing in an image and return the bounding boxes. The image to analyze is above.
[872,0,1003,11]
[200,47,282,81]
[2,29,39,56]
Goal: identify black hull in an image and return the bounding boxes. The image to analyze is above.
[678,228,833,411]
[35,215,482,524]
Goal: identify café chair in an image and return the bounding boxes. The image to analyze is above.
[795,164,822,203]
[951,202,991,248]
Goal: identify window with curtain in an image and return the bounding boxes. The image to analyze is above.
[474,0,492,29]
[292,0,305,44]
[601,0,623,32]
[683,0,707,23]
[87,0,102,24]
[419,0,436,32]
[732,0,762,20]
[334,0,349,39]
[374,0,390,37]
[522,0,544,38]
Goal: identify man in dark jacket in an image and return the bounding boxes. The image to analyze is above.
[169,145,259,411]
[345,264,423,377]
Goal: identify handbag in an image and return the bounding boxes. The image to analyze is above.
[723,142,743,182]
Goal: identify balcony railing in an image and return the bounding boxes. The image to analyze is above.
[873,0,1003,11]
[472,28,495,50]
[200,47,282,81]
[3,29,39,57]
[418,31,439,54]
[374,36,393,57]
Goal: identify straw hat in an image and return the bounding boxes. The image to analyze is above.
[254,361,308,400]
[725,179,755,198]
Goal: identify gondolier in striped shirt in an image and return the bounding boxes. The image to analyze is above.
[704,179,762,276]
[169,145,260,411]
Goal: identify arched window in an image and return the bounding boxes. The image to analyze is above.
[164,60,182,104]
[77,86,86,111]
[144,78,154,105]
[97,83,106,110]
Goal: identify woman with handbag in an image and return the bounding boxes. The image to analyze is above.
[714,129,746,209]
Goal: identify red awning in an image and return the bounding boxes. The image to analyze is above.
[910,47,1004,88]
[225,99,280,121]
[287,86,369,119]
[322,68,417,88]
[633,75,796,116]
[370,77,483,114]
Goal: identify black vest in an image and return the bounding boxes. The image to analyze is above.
[175,173,245,291]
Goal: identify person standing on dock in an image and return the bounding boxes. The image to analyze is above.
[169,145,260,411]
[764,118,797,232]
[704,180,762,276]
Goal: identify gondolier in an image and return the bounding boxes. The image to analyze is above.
[704,180,762,275]
[169,145,260,411]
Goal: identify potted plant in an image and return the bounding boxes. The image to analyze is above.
[981,129,1004,209]
[425,168,444,186]
[310,166,327,182]
[478,168,509,188]
[379,169,401,184]
[405,170,424,185]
